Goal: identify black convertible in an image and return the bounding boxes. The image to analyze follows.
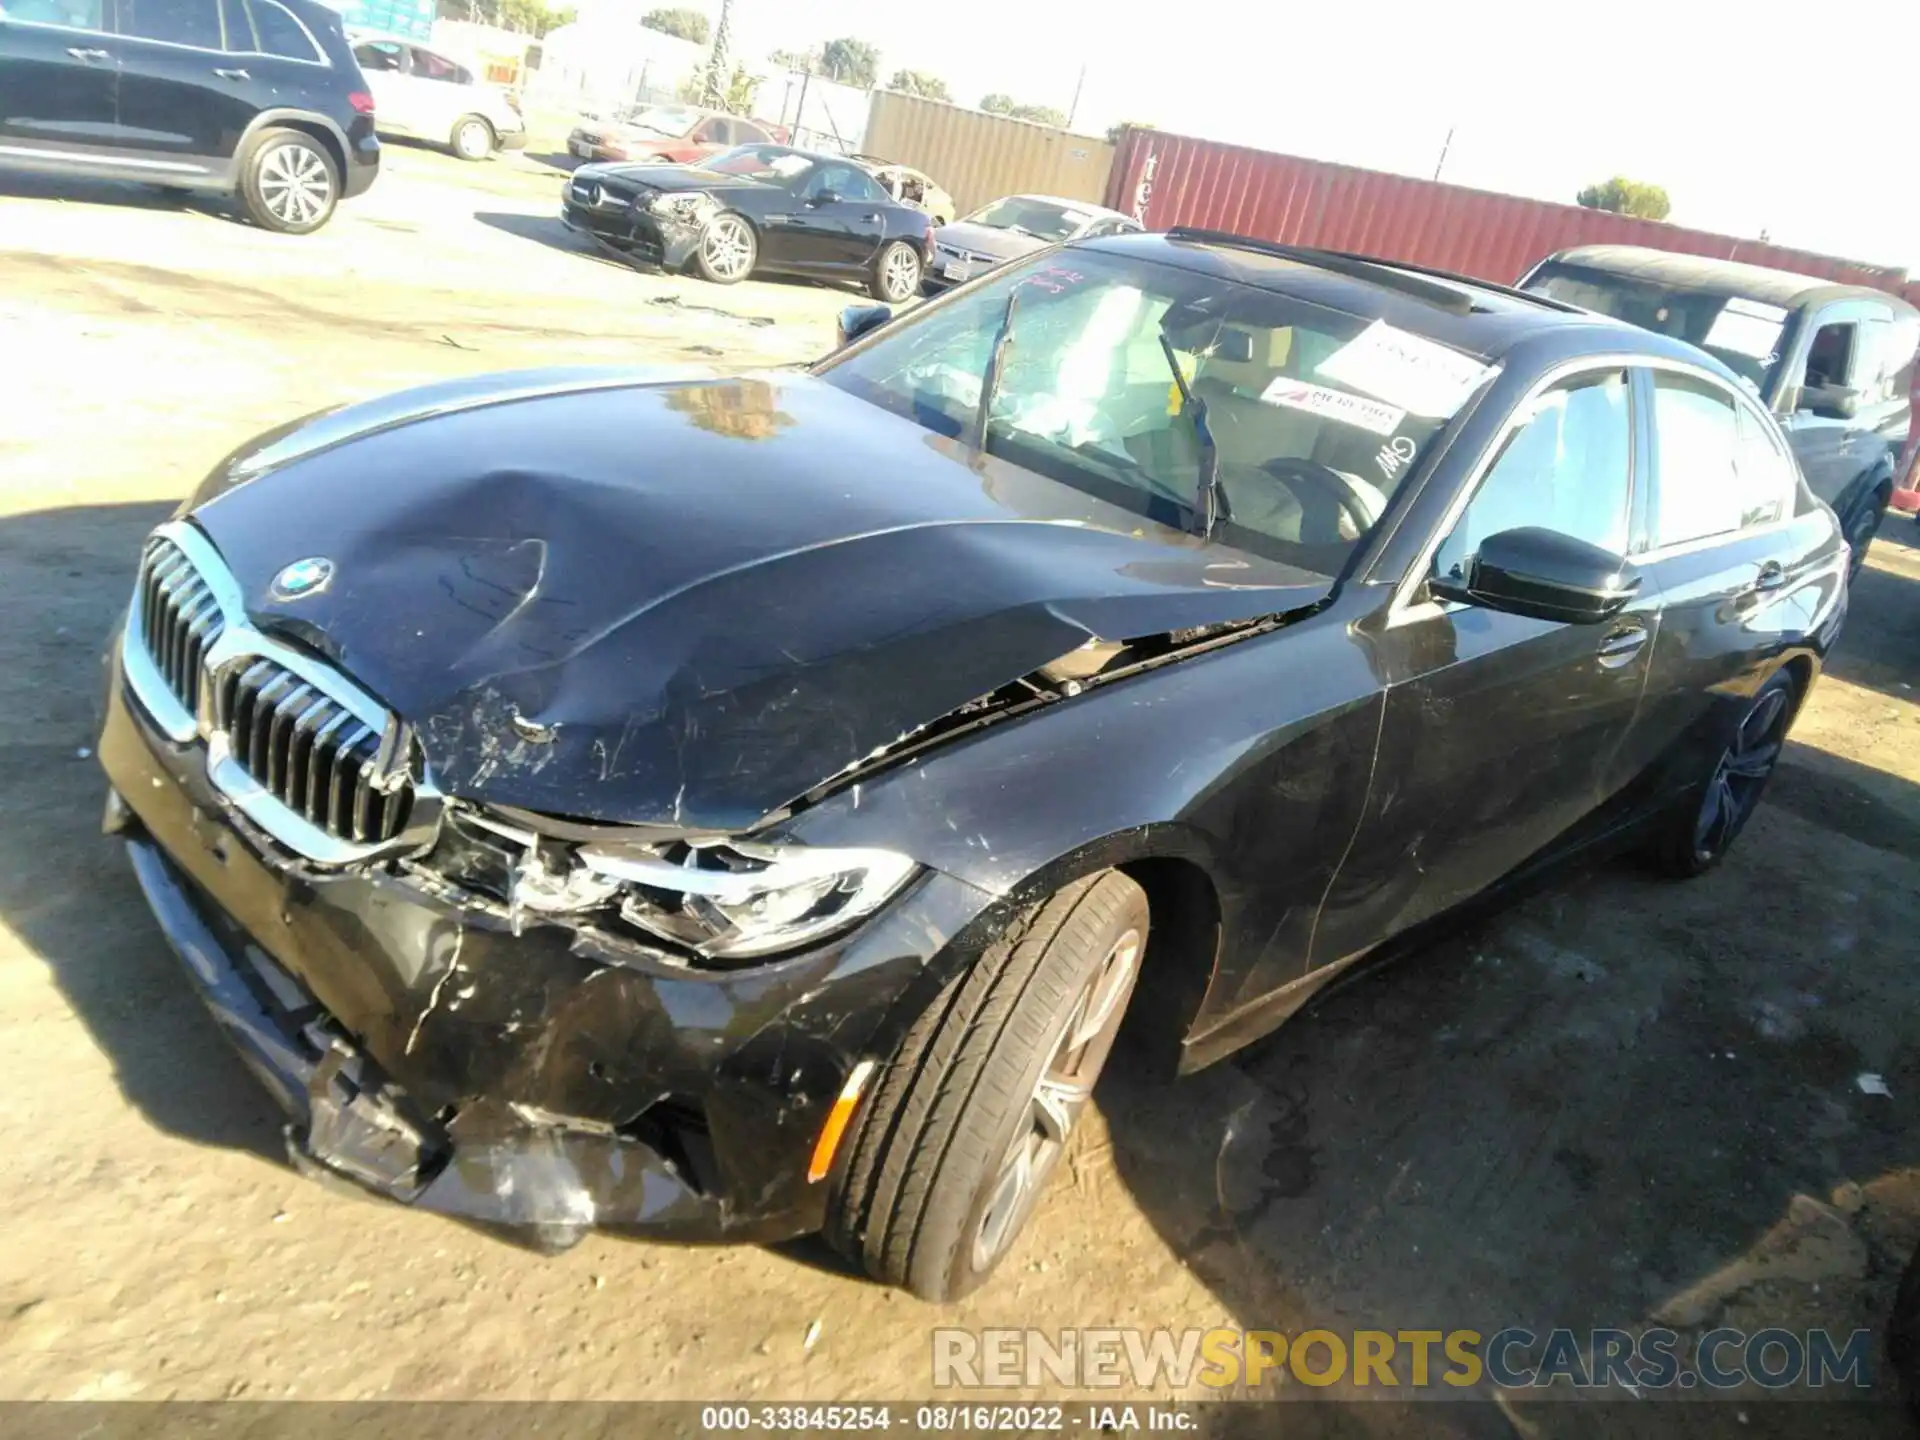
[561,142,933,301]
[98,230,1847,1302]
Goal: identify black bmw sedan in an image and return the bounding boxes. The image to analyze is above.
[561,142,932,302]
[97,229,1847,1301]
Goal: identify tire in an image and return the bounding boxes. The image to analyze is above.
[694,212,756,285]
[451,115,494,162]
[826,870,1148,1301]
[1642,669,1796,879]
[1845,488,1889,584]
[870,239,922,302]
[237,127,339,234]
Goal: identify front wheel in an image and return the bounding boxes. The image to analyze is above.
[1642,669,1796,878]
[695,213,756,284]
[826,870,1148,1301]
[238,128,339,234]
[870,240,922,302]
[451,115,494,162]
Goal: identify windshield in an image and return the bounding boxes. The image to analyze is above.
[1523,261,1788,394]
[704,145,815,181]
[618,105,700,138]
[818,250,1494,572]
[963,196,1098,243]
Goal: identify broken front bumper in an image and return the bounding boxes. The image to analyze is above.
[98,654,995,1244]
[559,195,702,269]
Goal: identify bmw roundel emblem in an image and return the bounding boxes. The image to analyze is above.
[272,556,334,601]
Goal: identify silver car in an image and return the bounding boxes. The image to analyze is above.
[924,194,1141,292]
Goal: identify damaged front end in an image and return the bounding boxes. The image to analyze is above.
[98,535,997,1243]
[98,368,1340,1245]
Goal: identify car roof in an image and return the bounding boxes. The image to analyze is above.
[1543,244,1913,313]
[1076,230,1679,363]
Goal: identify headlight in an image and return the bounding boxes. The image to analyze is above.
[511,837,918,962]
[649,191,717,222]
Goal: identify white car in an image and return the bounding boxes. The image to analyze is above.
[349,34,526,162]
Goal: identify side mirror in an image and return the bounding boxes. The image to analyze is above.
[1800,382,1860,420]
[1430,526,1638,625]
[836,303,892,348]
[808,189,840,207]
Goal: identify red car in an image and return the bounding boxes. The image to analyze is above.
[567,105,780,165]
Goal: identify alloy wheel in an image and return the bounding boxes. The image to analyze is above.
[971,926,1142,1270]
[702,218,753,280]
[455,120,491,160]
[1693,686,1789,861]
[881,245,920,302]
[257,144,333,228]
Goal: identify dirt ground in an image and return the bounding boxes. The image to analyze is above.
[2,142,1919,1435]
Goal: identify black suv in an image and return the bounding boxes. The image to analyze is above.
[1523,245,1920,578]
[0,0,379,233]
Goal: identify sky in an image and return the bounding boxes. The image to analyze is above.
[630,0,1920,271]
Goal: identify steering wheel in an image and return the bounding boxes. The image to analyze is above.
[1256,457,1379,543]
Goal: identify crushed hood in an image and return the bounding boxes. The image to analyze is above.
[590,160,769,195]
[190,370,1333,831]
[935,221,1049,263]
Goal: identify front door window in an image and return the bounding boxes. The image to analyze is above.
[1432,368,1633,583]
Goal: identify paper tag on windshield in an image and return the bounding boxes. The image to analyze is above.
[1703,297,1788,360]
[1314,321,1493,418]
[1259,378,1405,436]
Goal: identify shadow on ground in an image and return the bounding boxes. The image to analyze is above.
[0,501,286,1164]
[1828,519,1920,705]
[0,170,234,224]
[1092,566,1920,1431]
[6,496,1920,1432]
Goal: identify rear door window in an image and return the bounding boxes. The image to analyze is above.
[410,47,464,82]
[115,0,222,48]
[4,0,108,28]
[354,40,406,71]
[242,0,319,60]
[1649,370,1791,546]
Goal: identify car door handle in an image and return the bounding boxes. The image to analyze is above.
[213,67,250,81]
[1596,622,1648,668]
[67,46,112,61]
[861,212,882,222]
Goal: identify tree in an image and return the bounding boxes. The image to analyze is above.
[639,6,708,44]
[818,37,880,88]
[1009,103,1066,127]
[700,0,732,108]
[1576,176,1671,221]
[442,0,571,35]
[887,69,950,101]
[1105,120,1152,144]
[768,47,815,72]
[978,94,1063,126]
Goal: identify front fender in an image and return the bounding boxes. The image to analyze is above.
[773,602,1388,1056]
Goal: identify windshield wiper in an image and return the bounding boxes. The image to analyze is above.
[1157,332,1224,537]
[972,285,1020,452]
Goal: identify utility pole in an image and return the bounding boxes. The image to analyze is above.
[1066,62,1087,130]
[1431,125,1454,182]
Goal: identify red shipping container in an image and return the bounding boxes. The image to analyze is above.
[1106,129,1912,298]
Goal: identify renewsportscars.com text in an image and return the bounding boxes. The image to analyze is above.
[932,1326,1874,1392]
